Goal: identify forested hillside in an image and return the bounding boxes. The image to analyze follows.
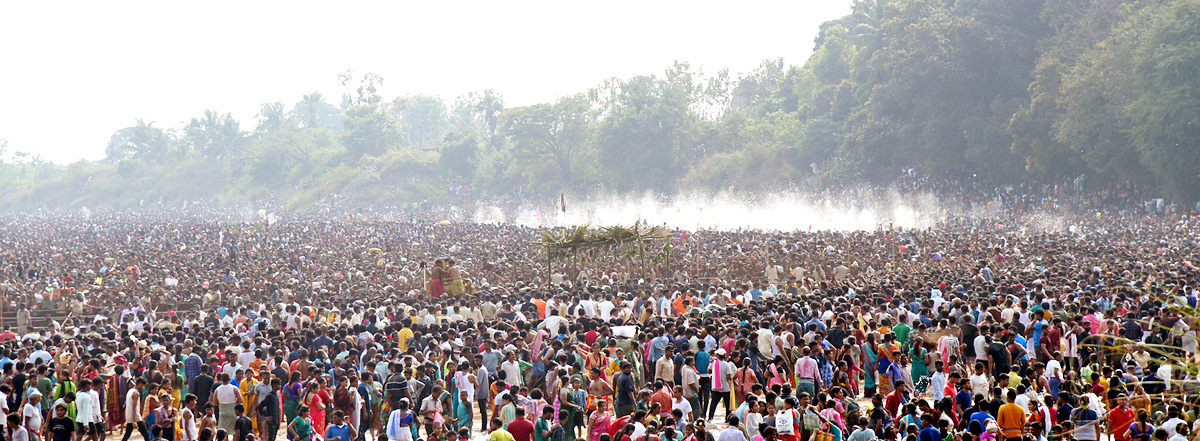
[2,0,1198,212]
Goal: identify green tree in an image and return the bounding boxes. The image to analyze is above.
[185,110,244,160]
[293,92,343,132]
[1009,61,1084,177]
[106,119,172,163]
[439,134,480,182]
[341,104,399,158]
[339,70,385,107]
[392,95,450,149]
[450,90,506,150]
[1055,2,1151,183]
[242,126,335,186]
[255,102,289,134]
[597,65,699,192]
[1126,0,1200,202]
[500,94,596,192]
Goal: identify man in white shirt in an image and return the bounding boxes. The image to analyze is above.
[655,348,676,383]
[420,385,444,435]
[717,416,749,441]
[930,363,947,401]
[538,311,569,336]
[75,379,97,440]
[766,265,781,285]
[974,332,989,363]
[1157,363,1174,392]
[756,326,773,357]
[1162,411,1186,439]
[237,344,257,368]
[27,343,52,365]
[671,385,693,424]
[631,414,648,439]
[500,351,523,387]
[22,392,42,433]
[213,373,244,433]
[580,295,598,317]
[1046,352,1065,395]
[8,414,30,441]
[969,362,990,401]
[681,358,699,411]
[598,297,615,320]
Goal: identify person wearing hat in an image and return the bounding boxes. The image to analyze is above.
[707,349,733,422]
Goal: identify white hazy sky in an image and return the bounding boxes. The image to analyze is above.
[0,1,854,164]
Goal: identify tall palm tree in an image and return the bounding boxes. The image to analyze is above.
[186,110,244,160]
[256,102,288,134]
[135,120,170,163]
[301,92,324,128]
[105,120,170,163]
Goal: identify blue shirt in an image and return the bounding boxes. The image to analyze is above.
[674,335,690,353]
[482,350,502,374]
[703,335,718,352]
[1013,335,1029,361]
[649,335,671,362]
[695,350,711,376]
[326,423,352,441]
[1031,320,1047,348]
[969,411,993,433]
[955,391,972,413]
[919,424,940,441]
[805,318,827,332]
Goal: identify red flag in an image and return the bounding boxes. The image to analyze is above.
[561,193,566,212]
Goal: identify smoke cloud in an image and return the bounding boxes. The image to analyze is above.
[472,190,950,232]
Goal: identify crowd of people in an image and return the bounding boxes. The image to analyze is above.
[0,187,1197,441]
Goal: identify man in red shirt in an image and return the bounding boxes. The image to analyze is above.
[1108,394,1136,441]
[884,380,907,416]
[507,408,535,441]
[650,380,673,418]
[1040,319,1063,362]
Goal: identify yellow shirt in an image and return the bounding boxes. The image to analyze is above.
[397,327,414,352]
[997,403,1027,438]
[240,377,258,406]
[1007,371,1023,388]
[490,429,515,441]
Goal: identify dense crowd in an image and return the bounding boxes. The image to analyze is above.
[0,190,1197,441]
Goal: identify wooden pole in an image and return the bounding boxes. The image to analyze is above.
[765,237,771,272]
[694,231,699,283]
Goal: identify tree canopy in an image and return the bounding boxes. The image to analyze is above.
[3,0,1199,211]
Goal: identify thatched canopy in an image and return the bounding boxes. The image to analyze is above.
[537,223,670,255]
